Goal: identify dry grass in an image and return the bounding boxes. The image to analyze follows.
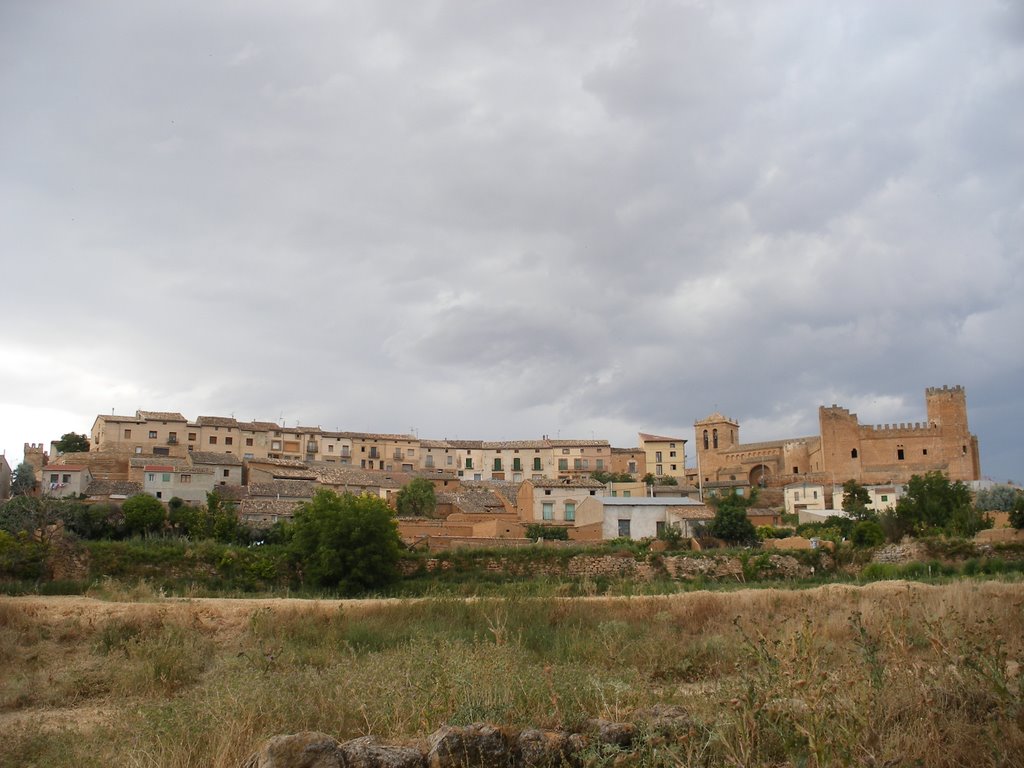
[0,580,1022,767]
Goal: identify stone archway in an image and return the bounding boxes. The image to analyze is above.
[749,464,771,488]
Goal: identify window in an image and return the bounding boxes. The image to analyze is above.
[623,490,631,497]
[225,437,233,446]
[493,459,502,471]
[596,459,603,470]
[669,451,676,458]
[62,474,71,483]
[712,429,718,449]
[544,489,552,496]
[272,440,281,450]
[246,438,254,446]
[574,458,582,470]
[922,448,928,456]
[628,461,637,473]
[447,455,453,466]
[702,430,708,449]
[813,491,818,499]
[50,474,58,483]
[618,519,631,538]
[512,458,522,471]
[209,436,217,445]
[223,469,230,478]
[655,451,663,462]
[168,431,177,442]
[533,457,542,470]
[542,503,553,520]
[465,458,473,469]
[562,448,570,455]
[149,430,157,439]
[851,449,858,459]
[188,432,197,441]
[796,491,802,501]
[793,466,798,474]
[897,449,905,461]
[656,521,665,537]
[582,459,589,470]
[181,474,191,483]
[328,444,334,453]
[880,495,888,503]
[656,464,663,476]
[564,502,575,521]
[124,429,132,438]
[425,455,434,468]
[558,458,568,471]
[162,473,171,482]
[147,473,154,482]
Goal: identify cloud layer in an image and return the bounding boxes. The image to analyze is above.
[1,1,1021,480]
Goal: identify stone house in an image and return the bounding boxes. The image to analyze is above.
[519,477,607,524]
[41,464,92,498]
[574,496,713,540]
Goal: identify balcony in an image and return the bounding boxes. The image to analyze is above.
[306,442,318,453]
[393,451,404,460]
[369,449,380,459]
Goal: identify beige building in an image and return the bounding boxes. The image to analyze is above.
[783,482,827,517]
[694,386,982,490]
[41,464,92,498]
[610,447,646,478]
[638,433,688,481]
[574,496,713,540]
[519,477,607,524]
[91,411,190,457]
[136,459,216,503]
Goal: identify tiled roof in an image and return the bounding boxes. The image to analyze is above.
[85,479,143,497]
[130,456,192,470]
[548,439,611,448]
[213,484,249,501]
[437,488,508,515]
[419,439,452,449]
[43,465,86,471]
[239,498,302,517]
[446,440,484,449]
[249,480,319,499]
[638,432,687,443]
[335,431,417,441]
[611,447,643,454]
[196,416,239,428]
[137,411,187,422]
[241,421,280,432]
[462,480,522,506]
[97,414,142,423]
[246,457,311,469]
[481,440,548,450]
[189,451,244,466]
[531,477,606,489]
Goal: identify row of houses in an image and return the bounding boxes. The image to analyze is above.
[86,411,690,483]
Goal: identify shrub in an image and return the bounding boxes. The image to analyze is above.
[122,495,165,536]
[851,521,885,548]
[524,524,569,541]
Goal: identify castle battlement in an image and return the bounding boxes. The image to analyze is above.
[861,422,937,435]
[926,385,965,397]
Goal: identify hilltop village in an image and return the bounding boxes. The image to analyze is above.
[3,385,983,549]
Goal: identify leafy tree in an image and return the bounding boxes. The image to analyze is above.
[122,494,166,536]
[887,471,984,539]
[54,432,90,453]
[62,502,124,540]
[1009,496,1024,530]
[288,489,402,594]
[840,480,875,521]
[0,495,65,542]
[590,470,635,484]
[395,478,437,518]
[11,462,37,496]
[642,473,679,486]
[706,489,758,546]
[168,492,240,543]
[851,520,886,548]
[975,485,1022,512]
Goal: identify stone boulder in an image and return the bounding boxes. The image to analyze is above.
[427,723,513,768]
[338,736,425,768]
[242,731,343,768]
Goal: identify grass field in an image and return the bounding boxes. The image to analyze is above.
[2,580,1023,767]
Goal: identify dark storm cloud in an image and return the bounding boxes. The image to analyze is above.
[1,0,1021,480]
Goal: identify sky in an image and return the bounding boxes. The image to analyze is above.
[1,1,1022,482]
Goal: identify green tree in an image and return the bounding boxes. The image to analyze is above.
[0,495,65,542]
[851,520,886,548]
[525,523,569,541]
[840,479,875,521]
[122,494,166,536]
[642,473,679,486]
[1009,496,1024,530]
[706,489,758,546]
[975,485,1022,512]
[395,478,437,517]
[887,471,984,539]
[11,462,37,496]
[590,470,634,484]
[288,489,402,593]
[54,432,90,453]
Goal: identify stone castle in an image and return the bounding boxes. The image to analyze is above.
[691,385,981,490]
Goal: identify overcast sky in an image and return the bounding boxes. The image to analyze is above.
[1,1,1022,482]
